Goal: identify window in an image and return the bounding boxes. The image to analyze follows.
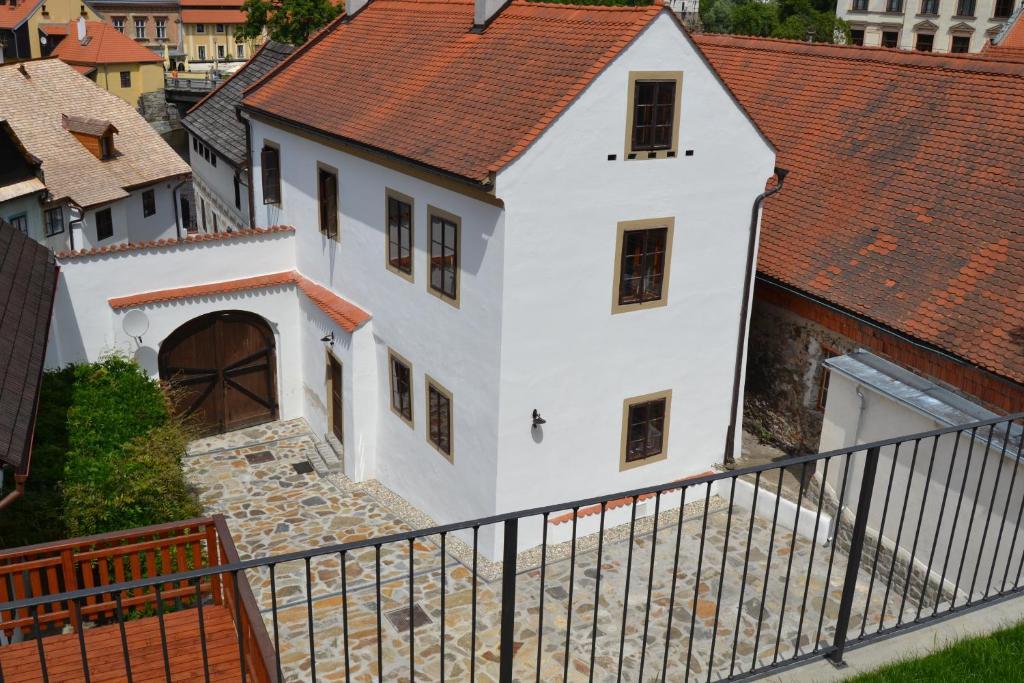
[95,208,113,241]
[119,71,131,88]
[915,32,934,51]
[919,0,938,12]
[197,45,206,60]
[851,0,868,9]
[196,23,205,33]
[426,378,452,460]
[389,350,413,427]
[815,345,837,411]
[386,191,413,279]
[951,35,971,52]
[135,18,145,39]
[142,189,155,217]
[233,175,241,209]
[995,0,1013,16]
[885,0,902,10]
[261,144,280,204]
[613,218,674,313]
[428,208,458,304]
[236,43,245,58]
[217,44,225,59]
[850,28,865,44]
[626,72,682,158]
[201,198,207,231]
[882,30,900,46]
[8,214,28,234]
[44,207,64,236]
[621,390,671,470]
[181,196,194,233]
[192,137,199,153]
[155,18,166,39]
[212,212,219,233]
[210,150,216,167]
[100,133,113,159]
[215,23,225,32]
[113,17,124,32]
[955,0,975,13]
[318,165,339,239]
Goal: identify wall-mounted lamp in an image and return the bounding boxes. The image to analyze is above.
[532,409,546,430]
[320,332,335,346]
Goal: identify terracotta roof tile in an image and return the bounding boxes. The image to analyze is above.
[56,225,294,260]
[695,34,1024,385]
[0,0,42,30]
[51,21,164,65]
[108,269,371,333]
[243,0,663,182]
[180,9,246,22]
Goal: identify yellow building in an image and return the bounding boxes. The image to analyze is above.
[180,0,262,70]
[0,0,102,60]
[48,20,165,106]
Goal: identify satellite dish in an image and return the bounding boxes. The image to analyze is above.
[122,309,150,342]
[40,36,47,45]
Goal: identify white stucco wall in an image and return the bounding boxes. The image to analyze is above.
[838,0,1009,53]
[492,13,776,532]
[189,131,249,232]
[1,193,45,242]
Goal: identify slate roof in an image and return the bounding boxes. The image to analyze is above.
[50,21,164,65]
[0,59,190,208]
[242,0,665,183]
[0,219,58,470]
[695,34,1024,385]
[183,40,294,166]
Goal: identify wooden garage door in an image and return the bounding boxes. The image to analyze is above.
[158,311,278,435]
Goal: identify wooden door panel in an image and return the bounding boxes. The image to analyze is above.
[329,355,343,443]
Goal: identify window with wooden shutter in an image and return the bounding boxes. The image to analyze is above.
[261,145,280,205]
[318,165,338,239]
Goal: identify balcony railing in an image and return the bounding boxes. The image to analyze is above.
[1,415,1022,681]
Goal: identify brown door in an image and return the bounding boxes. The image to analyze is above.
[159,311,278,435]
[328,354,343,443]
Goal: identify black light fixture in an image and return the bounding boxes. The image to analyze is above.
[320,332,335,346]
[532,409,546,430]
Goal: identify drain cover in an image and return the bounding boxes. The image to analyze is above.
[244,450,275,465]
[292,461,315,475]
[385,604,432,632]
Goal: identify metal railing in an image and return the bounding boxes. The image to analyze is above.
[1,414,1022,681]
[164,76,222,93]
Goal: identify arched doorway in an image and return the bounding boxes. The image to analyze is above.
[159,311,278,435]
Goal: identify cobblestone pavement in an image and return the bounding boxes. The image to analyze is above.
[184,420,909,682]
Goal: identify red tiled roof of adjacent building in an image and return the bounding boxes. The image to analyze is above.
[108,270,371,332]
[695,34,1024,385]
[51,21,164,65]
[180,8,246,22]
[996,8,1024,48]
[56,226,294,260]
[242,0,664,183]
[38,23,69,35]
[181,0,243,7]
[0,0,42,30]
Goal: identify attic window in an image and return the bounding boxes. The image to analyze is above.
[62,114,118,160]
[625,72,683,160]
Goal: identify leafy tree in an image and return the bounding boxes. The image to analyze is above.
[236,0,341,46]
[701,0,738,33]
[699,0,848,44]
[732,1,779,37]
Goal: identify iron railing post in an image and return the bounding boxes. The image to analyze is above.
[499,518,519,683]
[829,446,880,666]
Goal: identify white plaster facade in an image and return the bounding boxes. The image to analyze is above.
[188,132,249,234]
[47,12,775,556]
[838,0,1014,52]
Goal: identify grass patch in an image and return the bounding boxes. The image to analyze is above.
[851,620,1024,682]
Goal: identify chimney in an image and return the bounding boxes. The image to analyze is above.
[345,0,370,18]
[472,0,508,31]
[76,16,86,42]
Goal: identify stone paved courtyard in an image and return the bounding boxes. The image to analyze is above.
[183,420,911,682]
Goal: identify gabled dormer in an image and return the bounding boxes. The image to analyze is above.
[61,113,118,160]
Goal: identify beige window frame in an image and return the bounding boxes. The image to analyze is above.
[611,217,675,314]
[624,71,683,160]
[425,375,453,463]
[388,348,414,428]
[620,389,672,471]
[385,188,415,282]
[426,205,460,309]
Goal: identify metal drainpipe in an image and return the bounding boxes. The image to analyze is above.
[723,167,789,467]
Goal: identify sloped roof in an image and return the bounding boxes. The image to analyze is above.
[180,8,246,22]
[0,0,42,30]
[183,41,294,165]
[51,21,164,65]
[984,6,1024,61]
[242,0,664,183]
[0,219,57,470]
[695,34,1024,385]
[63,114,118,137]
[0,59,190,208]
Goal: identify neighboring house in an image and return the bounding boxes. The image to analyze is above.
[837,0,1018,52]
[0,217,58,510]
[46,18,165,105]
[182,40,293,233]
[0,0,101,61]
[86,0,183,61]
[180,0,256,69]
[0,59,190,250]
[0,120,46,238]
[985,3,1024,56]
[695,34,1024,448]
[47,0,777,556]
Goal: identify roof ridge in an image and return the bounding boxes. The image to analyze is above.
[694,33,1024,78]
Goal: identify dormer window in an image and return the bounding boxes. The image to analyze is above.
[62,114,118,160]
[625,71,683,160]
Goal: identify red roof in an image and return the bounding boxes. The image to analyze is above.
[998,9,1024,48]
[39,23,69,35]
[181,0,243,6]
[180,8,246,22]
[51,21,164,65]
[243,0,664,183]
[0,0,41,30]
[695,34,1024,385]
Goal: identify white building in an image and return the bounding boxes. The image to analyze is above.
[48,0,777,556]
[0,60,191,251]
[838,0,1019,52]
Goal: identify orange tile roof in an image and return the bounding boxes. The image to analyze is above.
[39,23,69,35]
[180,8,246,22]
[997,8,1024,48]
[109,270,371,332]
[0,0,42,30]
[181,0,243,6]
[243,0,664,183]
[695,34,1024,385]
[56,225,294,259]
[51,21,164,65]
